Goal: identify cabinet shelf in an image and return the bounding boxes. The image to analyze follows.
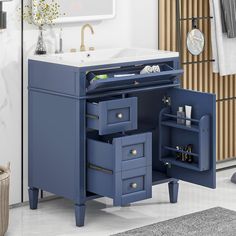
[162,157,200,171]
[163,146,199,157]
[159,107,211,172]
[163,113,200,123]
[161,120,199,132]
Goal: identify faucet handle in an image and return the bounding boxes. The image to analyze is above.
[89,47,95,51]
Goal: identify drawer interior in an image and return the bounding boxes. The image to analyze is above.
[86,62,183,93]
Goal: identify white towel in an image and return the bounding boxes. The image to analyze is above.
[210,0,236,76]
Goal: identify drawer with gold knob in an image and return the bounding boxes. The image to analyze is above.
[87,165,152,206]
[123,176,143,195]
[87,132,152,206]
[122,143,145,162]
[86,97,137,135]
[87,132,152,173]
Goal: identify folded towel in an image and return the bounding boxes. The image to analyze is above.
[140,66,153,74]
[140,65,161,75]
[152,65,161,73]
[221,0,236,38]
[210,0,236,76]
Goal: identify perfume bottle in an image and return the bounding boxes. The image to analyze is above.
[186,144,193,163]
[177,107,185,125]
[176,146,182,161]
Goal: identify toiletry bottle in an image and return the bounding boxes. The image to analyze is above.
[177,107,185,125]
[185,105,192,127]
[176,146,182,161]
[186,144,193,163]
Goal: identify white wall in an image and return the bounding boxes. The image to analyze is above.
[130,0,158,48]
[0,0,158,203]
[0,0,22,205]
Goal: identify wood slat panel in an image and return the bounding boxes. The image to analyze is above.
[159,0,236,161]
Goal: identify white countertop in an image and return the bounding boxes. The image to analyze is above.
[28,48,179,67]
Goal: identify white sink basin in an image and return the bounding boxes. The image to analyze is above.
[29,48,179,67]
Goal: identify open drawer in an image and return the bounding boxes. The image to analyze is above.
[87,132,152,206]
[87,132,152,173]
[86,63,183,93]
[87,97,138,135]
[158,88,216,189]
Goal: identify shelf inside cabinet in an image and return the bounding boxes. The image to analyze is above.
[159,107,211,172]
[162,157,200,171]
[161,120,199,132]
[163,146,199,157]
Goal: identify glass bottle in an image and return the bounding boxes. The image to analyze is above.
[177,107,185,125]
[35,26,47,55]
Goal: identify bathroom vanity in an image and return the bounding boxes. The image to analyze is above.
[28,48,216,227]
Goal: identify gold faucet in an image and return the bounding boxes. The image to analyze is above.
[80,24,94,52]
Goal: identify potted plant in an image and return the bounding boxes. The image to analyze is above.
[23,0,63,55]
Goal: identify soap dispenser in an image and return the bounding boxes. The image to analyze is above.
[0,0,12,29]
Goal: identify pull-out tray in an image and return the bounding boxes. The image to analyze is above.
[86,64,183,93]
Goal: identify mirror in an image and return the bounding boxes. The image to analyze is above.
[33,0,116,24]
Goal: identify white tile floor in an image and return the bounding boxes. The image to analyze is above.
[6,168,236,236]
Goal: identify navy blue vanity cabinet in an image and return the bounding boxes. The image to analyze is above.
[28,56,216,227]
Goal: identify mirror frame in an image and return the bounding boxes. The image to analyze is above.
[32,0,116,24]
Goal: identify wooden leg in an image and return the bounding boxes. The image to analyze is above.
[168,181,179,203]
[75,204,86,227]
[28,188,39,210]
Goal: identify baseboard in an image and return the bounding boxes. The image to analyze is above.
[217,158,236,171]
[10,195,60,209]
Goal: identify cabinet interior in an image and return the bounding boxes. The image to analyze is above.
[87,86,211,187]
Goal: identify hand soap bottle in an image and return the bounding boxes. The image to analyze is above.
[177,107,185,125]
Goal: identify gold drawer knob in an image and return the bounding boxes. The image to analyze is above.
[130,149,137,156]
[116,113,123,119]
[130,183,138,189]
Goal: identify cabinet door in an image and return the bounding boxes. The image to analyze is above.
[164,88,216,188]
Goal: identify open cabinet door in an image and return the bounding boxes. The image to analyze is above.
[159,88,216,188]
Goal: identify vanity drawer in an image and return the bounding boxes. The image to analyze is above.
[87,132,152,172]
[87,97,137,135]
[87,166,152,206]
[122,143,144,161]
[122,176,144,195]
[86,63,183,93]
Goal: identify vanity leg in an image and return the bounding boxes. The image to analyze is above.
[28,187,39,210]
[75,204,86,227]
[168,181,179,203]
